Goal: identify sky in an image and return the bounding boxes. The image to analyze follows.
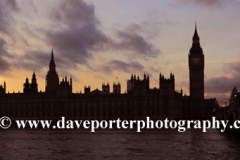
[0,0,240,105]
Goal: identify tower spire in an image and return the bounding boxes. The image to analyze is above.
[49,49,56,71]
[193,23,199,43]
[46,49,59,93]
[32,72,36,80]
[51,48,54,61]
[190,23,203,55]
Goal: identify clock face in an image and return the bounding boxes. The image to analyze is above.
[192,58,199,64]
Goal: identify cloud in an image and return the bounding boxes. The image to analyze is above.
[146,66,160,73]
[14,50,50,73]
[203,61,240,104]
[119,21,161,39]
[25,0,161,77]
[14,50,79,82]
[58,70,79,83]
[178,72,240,105]
[204,73,240,105]
[45,0,108,66]
[44,0,159,68]
[110,23,161,59]
[0,0,160,80]
[113,30,160,58]
[15,50,80,72]
[205,74,240,93]
[223,61,240,74]
[177,0,220,6]
[99,60,144,74]
[172,0,237,7]
[48,0,98,28]
[209,61,240,93]
[110,60,144,72]
[0,38,13,73]
[0,0,18,34]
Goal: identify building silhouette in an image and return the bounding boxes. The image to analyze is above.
[189,24,205,118]
[0,26,218,120]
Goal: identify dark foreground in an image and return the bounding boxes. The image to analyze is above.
[0,128,240,160]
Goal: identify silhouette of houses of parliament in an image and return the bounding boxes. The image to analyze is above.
[0,26,218,120]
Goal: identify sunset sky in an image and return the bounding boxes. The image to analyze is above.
[0,0,240,105]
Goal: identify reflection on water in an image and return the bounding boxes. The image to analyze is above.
[0,129,240,160]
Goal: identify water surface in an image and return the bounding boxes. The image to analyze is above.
[0,129,239,159]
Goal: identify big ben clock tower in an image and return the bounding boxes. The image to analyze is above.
[188,24,204,118]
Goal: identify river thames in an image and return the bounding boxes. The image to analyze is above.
[0,129,240,159]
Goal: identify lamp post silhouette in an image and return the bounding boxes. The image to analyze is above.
[235,94,237,108]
